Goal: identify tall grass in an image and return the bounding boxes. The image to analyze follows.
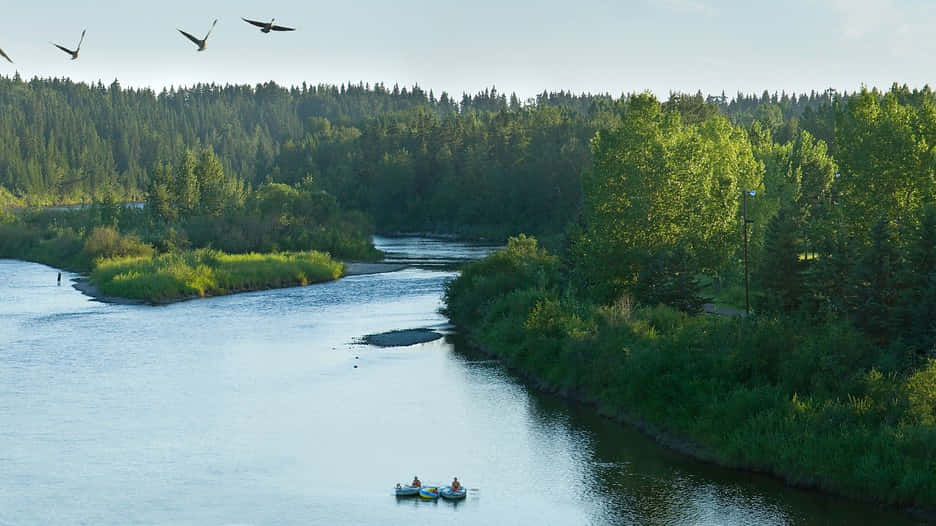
[91,249,343,303]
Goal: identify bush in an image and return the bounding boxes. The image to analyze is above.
[906,360,936,426]
[84,226,154,261]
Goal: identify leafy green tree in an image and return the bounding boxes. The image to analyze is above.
[835,89,936,241]
[580,93,760,301]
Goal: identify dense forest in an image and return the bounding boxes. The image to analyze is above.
[0,74,847,237]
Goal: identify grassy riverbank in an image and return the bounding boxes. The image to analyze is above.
[90,249,343,303]
[444,237,936,514]
[0,222,347,304]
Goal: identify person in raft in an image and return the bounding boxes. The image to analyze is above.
[451,477,461,491]
[411,476,421,488]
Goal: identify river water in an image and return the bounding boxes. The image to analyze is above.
[0,237,923,525]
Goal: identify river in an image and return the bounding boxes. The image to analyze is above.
[0,237,923,525]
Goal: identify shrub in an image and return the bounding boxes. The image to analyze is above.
[906,360,936,426]
[84,226,154,261]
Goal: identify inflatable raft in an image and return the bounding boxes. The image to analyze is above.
[440,486,467,500]
[418,486,440,500]
[395,485,420,497]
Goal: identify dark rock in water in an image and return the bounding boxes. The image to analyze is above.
[361,329,443,348]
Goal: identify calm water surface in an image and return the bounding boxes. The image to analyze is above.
[0,237,923,525]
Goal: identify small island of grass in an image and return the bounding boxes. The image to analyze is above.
[90,249,344,304]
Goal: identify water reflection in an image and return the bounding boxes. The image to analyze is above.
[374,235,501,268]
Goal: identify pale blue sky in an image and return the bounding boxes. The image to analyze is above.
[2,0,934,99]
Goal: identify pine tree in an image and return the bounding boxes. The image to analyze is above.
[755,206,804,314]
[852,218,900,341]
[172,151,199,217]
[146,162,175,223]
[632,246,708,314]
[196,149,227,216]
[895,205,936,351]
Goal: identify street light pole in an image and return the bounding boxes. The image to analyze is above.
[743,189,756,316]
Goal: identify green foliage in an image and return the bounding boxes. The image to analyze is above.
[755,206,804,313]
[443,234,558,323]
[579,93,760,302]
[852,218,900,341]
[83,226,154,261]
[0,77,606,239]
[91,249,343,302]
[446,245,936,509]
[906,360,936,426]
[631,247,708,314]
[890,204,936,351]
[0,219,81,269]
[4,144,379,266]
[835,89,936,241]
[0,186,22,221]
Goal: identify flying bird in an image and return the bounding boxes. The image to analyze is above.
[178,19,218,51]
[242,17,295,33]
[51,29,86,60]
[0,48,12,64]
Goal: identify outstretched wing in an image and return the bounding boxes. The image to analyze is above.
[52,42,75,56]
[205,19,218,39]
[177,29,202,46]
[242,17,267,28]
[271,24,295,31]
[76,29,86,51]
[0,48,12,64]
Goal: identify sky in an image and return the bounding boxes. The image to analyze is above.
[1,0,935,100]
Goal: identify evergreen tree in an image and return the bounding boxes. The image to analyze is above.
[146,162,174,223]
[632,246,708,314]
[894,204,936,351]
[755,206,803,313]
[195,149,230,216]
[852,218,900,341]
[172,151,199,216]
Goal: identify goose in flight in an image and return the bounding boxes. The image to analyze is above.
[0,48,12,64]
[242,17,295,33]
[51,29,86,60]
[178,19,218,51]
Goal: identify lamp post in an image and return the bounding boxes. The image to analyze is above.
[743,189,756,316]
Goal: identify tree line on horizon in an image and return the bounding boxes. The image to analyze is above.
[0,74,852,235]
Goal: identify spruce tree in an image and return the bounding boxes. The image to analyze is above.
[755,205,803,313]
[852,218,900,341]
